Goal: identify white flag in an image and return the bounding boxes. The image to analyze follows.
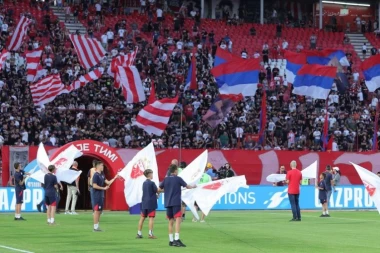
[181,189,200,220]
[179,150,207,185]
[351,162,380,214]
[30,144,82,184]
[191,175,248,216]
[266,174,286,183]
[118,142,159,207]
[266,161,318,183]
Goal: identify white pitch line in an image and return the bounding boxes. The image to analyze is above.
[267,212,380,223]
[0,245,34,253]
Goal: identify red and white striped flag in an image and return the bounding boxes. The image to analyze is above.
[67,68,104,91]
[0,49,9,70]
[34,64,48,81]
[30,74,67,106]
[8,16,31,51]
[26,47,43,82]
[107,49,138,87]
[133,96,178,136]
[117,65,146,103]
[69,34,106,69]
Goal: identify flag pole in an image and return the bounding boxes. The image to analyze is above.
[179,107,183,163]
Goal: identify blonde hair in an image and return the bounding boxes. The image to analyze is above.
[290,160,297,169]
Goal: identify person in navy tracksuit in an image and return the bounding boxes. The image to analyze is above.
[44,165,59,225]
[14,162,29,221]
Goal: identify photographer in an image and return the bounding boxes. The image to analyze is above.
[205,163,218,180]
[218,163,235,179]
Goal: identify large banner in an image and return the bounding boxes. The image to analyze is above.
[1,185,375,212]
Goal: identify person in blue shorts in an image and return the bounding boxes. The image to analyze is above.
[316,172,328,217]
[44,165,59,225]
[14,162,29,221]
[136,169,158,239]
[92,161,118,232]
[159,164,196,247]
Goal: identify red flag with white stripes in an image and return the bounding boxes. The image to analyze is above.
[30,75,67,106]
[0,49,9,70]
[148,79,156,104]
[8,16,31,51]
[107,49,138,87]
[69,34,106,69]
[117,65,146,103]
[133,96,178,136]
[26,47,43,82]
[34,64,48,81]
[67,68,104,90]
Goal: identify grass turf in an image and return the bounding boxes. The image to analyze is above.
[0,210,380,253]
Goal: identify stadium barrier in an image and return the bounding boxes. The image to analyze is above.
[0,186,374,212]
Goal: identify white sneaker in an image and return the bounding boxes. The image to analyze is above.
[65,211,71,215]
[200,220,205,223]
[192,218,198,222]
[71,212,78,215]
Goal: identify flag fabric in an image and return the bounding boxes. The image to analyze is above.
[326,135,334,151]
[7,16,31,51]
[214,47,240,67]
[328,57,349,93]
[322,101,329,151]
[133,96,178,136]
[34,64,48,82]
[107,49,138,81]
[362,55,380,92]
[148,79,156,104]
[30,74,67,106]
[202,95,239,129]
[118,143,159,207]
[293,64,337,99]
[67,68,104,90]
[284,50,307,84]
[351,162,380,214]
[178,150,208,186]
[26,47,43,82]
[373,102,380,151]
[258,91,267,144]
[69,34,106,69]
[116,65,146,103]
[184,51,197,90]
[304,49,349,66]
[30,143,82,184]
[181,188,200,220]
[191,175,248,216]
[0,49,9,70]
[266,161,318,182]
[211,58,260,97]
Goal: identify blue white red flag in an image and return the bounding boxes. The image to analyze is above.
[361,55,380,92]
[202,94,240,129]
[284,50,307,84]
[293,64,337,100]
[211,58,260,97]
[214,47,241,67]
[304,49,349,66]
[185,50,197,90]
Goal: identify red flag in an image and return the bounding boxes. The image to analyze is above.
[322,100,329,150]
[326,135,334,151]
[148,80,156,104]
[189,49,197,90]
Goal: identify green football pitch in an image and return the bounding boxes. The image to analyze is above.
[0,210,380,253]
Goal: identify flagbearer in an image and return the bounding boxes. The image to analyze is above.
[158,164,196,247]
[14,162,30,221]
[44,165,59,225]
[177,161,188,221]
[193,166,212,223]
[136,169,158,239]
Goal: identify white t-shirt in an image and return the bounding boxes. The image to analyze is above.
[313,131,321,139]
[101,34,108,44]
[156,8,163,17]
[363,45,367,51]
[176,41,183,50]
[268,121,275,131]
[1,23,8,32]
[288,132,295,143]
[353,72,359,81]
[372,97,379,107]
[95,3,102,11]
[118,28,125,37]
[44,58,52,67]
[107,31,114,40]
[140,0,146,6]
[332,142,339,151]
[282,41,288,49]
[241,52,247,59]
[235,127,244,138]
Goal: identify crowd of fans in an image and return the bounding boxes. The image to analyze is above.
[0,0,379,160]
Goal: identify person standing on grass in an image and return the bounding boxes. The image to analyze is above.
[88,160,97,211]
[44,165,58,225]
[324,165,334,217]
[92,161,118,232]
[177,161,188,221]
[14,162,29,221]
[136,169,158,239]
[158,164,196,247]
[316,173,328,217]
[332,167,341,192]
[286,160,302,221]
[193,167,212,223]
[65,161,80,215]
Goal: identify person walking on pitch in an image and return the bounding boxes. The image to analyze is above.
[14,162,30,221]
[159,164,196,247]
[44,165,59,225]
[65,161,80,215]
[136,169,158,239]
[286,160,302,221]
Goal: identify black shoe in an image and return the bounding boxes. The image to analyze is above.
[320,214,326,217]
[43,210,47,213]
[18,217,26,221]
[173,239,186,247]
[93,228,103,232]
[136,234,143,239]
[325,214,330,217]
[14,217,19,221]
[296,218,301,221]
[289,218,297,222]
[37,204,41,212]
[169,241,174,247]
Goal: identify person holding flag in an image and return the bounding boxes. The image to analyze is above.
[158,164,196,247]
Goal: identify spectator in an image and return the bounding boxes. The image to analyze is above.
[273,165,287,186]
[310,33,317,49]
[218,163,235,179]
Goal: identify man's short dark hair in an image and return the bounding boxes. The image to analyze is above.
[326,165,331,171]
[144,169,153,177]
[14,162,20,170]
[180,161,187,168]
[169,164,178,174]
[92,160,97,167]
[95,161,103,167]
[48,165,55,172]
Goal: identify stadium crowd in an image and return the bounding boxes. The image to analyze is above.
[0,0,379,158]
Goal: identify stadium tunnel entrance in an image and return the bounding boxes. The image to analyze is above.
[50,140,127,211]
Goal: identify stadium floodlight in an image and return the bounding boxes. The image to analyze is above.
[321,1,370,7]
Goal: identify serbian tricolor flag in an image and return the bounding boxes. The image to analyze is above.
[185,50,197,90]
[284,50,307,84]
[351,162,380,214]
[118,143,159,208]
[304,49,349,66]
[323,49,350,66]
[362,55,380,92]
[211,58,260,97]
[214,46,241,67]
[203,94,241,129]
[293,64,336,100]
[258,91,267,144]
